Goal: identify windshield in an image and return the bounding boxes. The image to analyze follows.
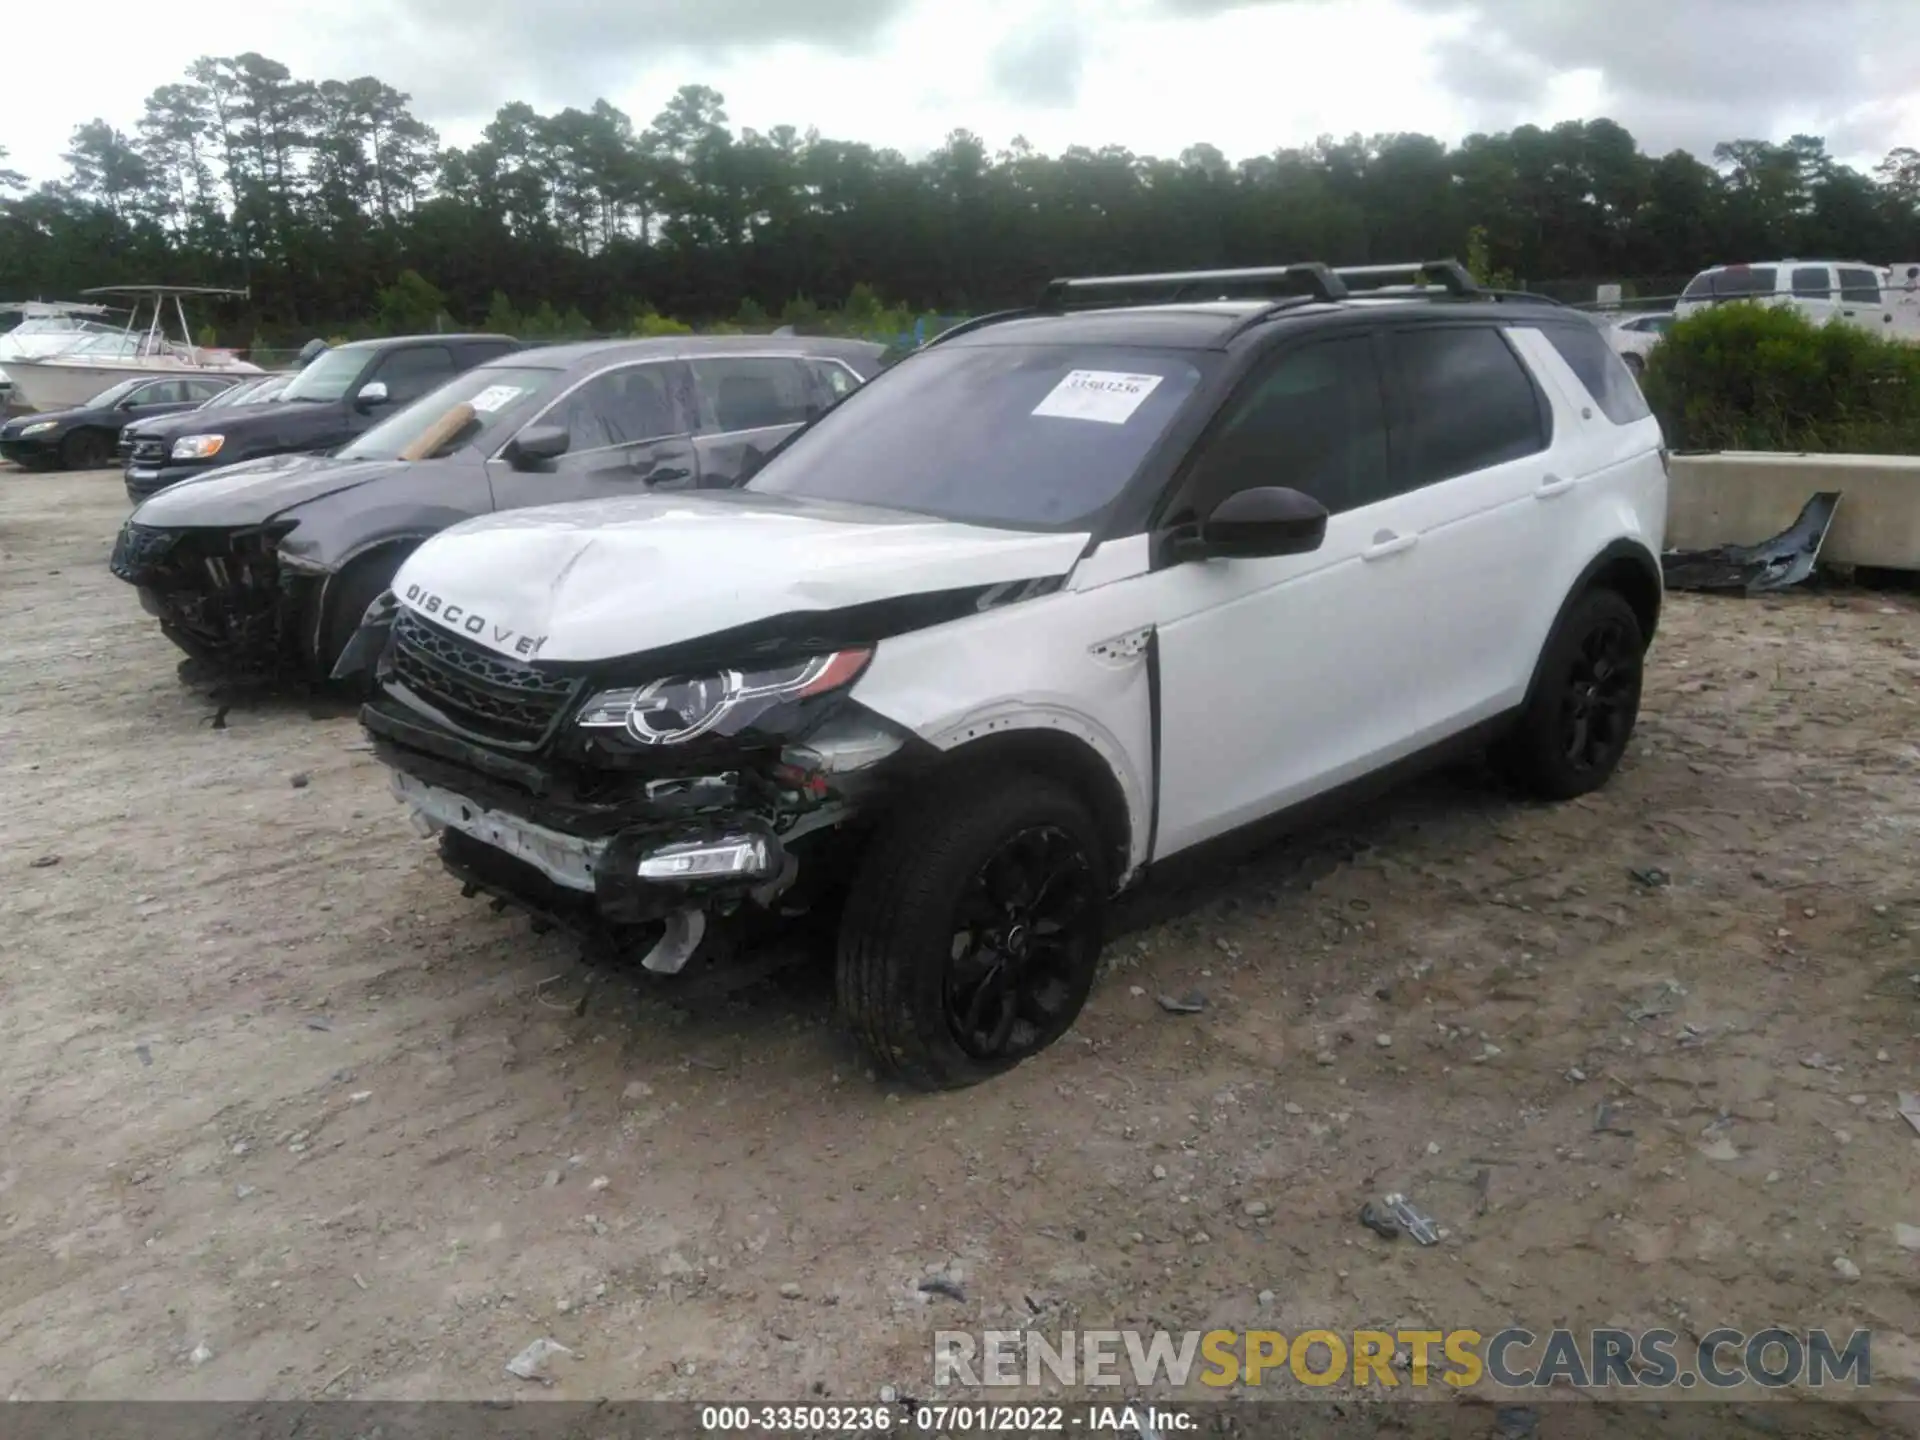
[205,375,286,409]
[280,347,371,403]
[337,365,564,462]
[747,344,1211,529]
[83,378,146,408]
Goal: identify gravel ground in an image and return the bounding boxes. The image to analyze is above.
[2,466,1918,1431]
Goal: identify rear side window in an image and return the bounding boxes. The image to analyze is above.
[1791,266,1833,298]
[693,357,816,432]
[1539,324,1653,426]
[1838,268,1882,304]
[1390,327,1547,486]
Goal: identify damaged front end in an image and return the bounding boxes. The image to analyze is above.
[109,519,325,678]
[360,604,923,976]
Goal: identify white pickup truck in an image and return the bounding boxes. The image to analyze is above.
[1676,260,1920,340]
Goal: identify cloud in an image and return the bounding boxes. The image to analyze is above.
[372,0,914,123]
[988,21,1087,107]
[1148,0,1920,160]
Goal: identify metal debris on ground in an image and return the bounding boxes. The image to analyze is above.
[1358,1201,1401,1240]
[304,1016,331,1032]
[29,854,60,868]
[1661,491,1841,595]
[1628,866,1671,888]
[1899,1093,1920,1137]
[917,1276,966,1302]
[1592,1102,1635,1137]
[1155,991,1207,1015]
[1382,1192,1439,1246]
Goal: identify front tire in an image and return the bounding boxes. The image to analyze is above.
[59,429,112,470]
[1492,587,1645,800]
[836,770,1109,1090]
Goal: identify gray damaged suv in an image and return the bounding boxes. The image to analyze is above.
[108,334,888,683]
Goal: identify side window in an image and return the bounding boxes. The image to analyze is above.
[1179,335,1388,518]
[1791,266,1833,299]
[811,359,860,401]
[692,357,816,433]
[551,364,678,453]
[1390,327,1548,485]
[1539,324,1652,426]
[132,380,183,405]
[1838,268,1883,304]
[373,346,457,404]
[185,378,229,402]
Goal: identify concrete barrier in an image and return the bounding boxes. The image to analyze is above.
[1666,452,1920,571]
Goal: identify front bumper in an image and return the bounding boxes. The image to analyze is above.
[0,433,59,466]
[109,520,325,677]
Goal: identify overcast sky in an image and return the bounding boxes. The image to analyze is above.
[2,0,1914,184]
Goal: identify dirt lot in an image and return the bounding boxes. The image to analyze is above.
[2,466,1918,1422]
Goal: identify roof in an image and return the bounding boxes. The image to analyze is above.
[483,333,889,371]
[328,333,520,352]
[937,294,1574,351]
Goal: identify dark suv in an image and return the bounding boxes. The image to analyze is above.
[123,334,522,498]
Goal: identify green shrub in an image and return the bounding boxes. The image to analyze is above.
[373,269,447,335]
[1642,304,1920,454]
[629,306,693,338]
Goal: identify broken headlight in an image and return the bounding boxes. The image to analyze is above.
[575,649,872,746]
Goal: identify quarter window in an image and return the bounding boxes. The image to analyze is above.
[1838,268,1883,304]
[1390,327,1548,486]
[551,365,679,452]
[693,357,815,432]
[1539,323,1652,426]
[1181,336,1389,518]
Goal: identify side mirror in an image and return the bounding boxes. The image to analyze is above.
[1186,486,1329,560]
[504,424,570,470]
[354,380,390,411]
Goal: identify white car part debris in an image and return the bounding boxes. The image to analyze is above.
[506,1337,573,1382]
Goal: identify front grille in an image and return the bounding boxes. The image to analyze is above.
[388,607,579,748]
[110,522,177,579]
[129,437,166,464]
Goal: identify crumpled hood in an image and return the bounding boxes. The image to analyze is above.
[131,452,405,527]
[392,491,1091,663]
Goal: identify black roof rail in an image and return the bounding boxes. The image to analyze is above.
[921,307,1035,347]
[1330,260,1482,297]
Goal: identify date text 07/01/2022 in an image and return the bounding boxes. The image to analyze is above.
[697,1403,1195,1433]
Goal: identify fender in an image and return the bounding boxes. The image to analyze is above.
[1518,537,1662,715]
[307,532,435,667]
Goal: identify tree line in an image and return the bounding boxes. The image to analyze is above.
[2,51,1918,342]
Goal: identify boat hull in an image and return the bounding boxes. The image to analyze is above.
[4,357,264,412]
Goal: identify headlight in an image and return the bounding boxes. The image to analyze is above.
[18,420,55,436]
[171,434,225,460]
[576,649,872,745]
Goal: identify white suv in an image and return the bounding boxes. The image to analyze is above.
[348,260,1669,1090]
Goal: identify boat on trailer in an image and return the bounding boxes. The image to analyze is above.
[0,300,128,402]
[3,285,263,412]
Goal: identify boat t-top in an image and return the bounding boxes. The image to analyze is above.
[2,285,263,413]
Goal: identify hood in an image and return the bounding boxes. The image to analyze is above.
[392,491,1091,664]
[127,400,283,442]
[131,452,407,527]
[158,395,349,451]
[2,404,93,435]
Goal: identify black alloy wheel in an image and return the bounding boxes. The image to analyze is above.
[1559,612,1641,778]
[943,824,1099,1062]
[1492,586,1646,801]
[59,429,112,470]
[838,770,1110,1090]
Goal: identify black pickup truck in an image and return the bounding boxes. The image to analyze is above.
[124,333,522,500]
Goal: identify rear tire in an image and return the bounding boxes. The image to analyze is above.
[1492,587,1645,801]
[318,550,407,690]
[836,769,1108,1090]
[59,429,112,471]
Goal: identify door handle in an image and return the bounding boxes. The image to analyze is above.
[1535,474,1576,499]
[642,465,691,486]
[1362,530,1418,561]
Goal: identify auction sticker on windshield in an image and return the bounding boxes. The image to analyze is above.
[1031,370,1164,425]
[468,384,526,414]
